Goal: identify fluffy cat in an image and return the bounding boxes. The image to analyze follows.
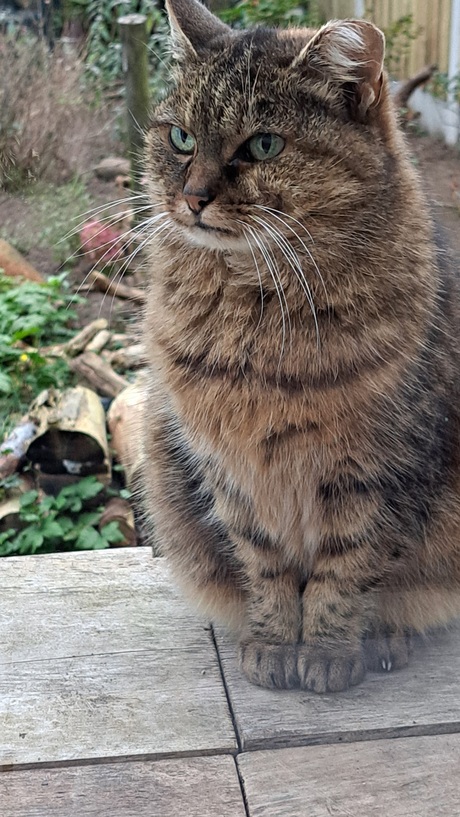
[141,0,460,692]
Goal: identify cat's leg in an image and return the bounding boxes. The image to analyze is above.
[296,542,377,692]
[363,619,413,673]
[142,407,246,629]
[237,558,303,689]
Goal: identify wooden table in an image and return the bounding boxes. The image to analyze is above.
[1,549,459,816]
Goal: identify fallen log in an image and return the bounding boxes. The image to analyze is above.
[88,269,145,304]
[104,343,147,370]
[64,319,109,356]
[0,420,37,480]
[99,497,137,547]
[107,378,148,487]
[69,351,129,397]
[85,329,112,354]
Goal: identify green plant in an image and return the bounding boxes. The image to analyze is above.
[379,13,422,76]
[218,0,320,29]
[0,273,79,435]
[0,476,124,556]
[68,0,170,96]
[428,71,460,105]
[0,31,115,190]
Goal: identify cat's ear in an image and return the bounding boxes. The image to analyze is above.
[165,0,231,60]
[292,20,385,119]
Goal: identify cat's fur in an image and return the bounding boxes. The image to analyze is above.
[141,0,460,692]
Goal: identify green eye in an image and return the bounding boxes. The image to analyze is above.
[248,133,285,161]
[170,126,196,154]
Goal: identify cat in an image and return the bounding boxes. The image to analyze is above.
[141,0,460,692]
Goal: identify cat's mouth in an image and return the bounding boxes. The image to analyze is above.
[194,221,233,236]
[173,215,248,251]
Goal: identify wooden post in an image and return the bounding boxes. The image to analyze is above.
[119,14,150,200]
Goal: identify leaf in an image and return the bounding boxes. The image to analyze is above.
[42,520,64,541]
[75,526,109,550]
[100,521,125,545]
[19,490,39,508]
[17,528,44,555]
[0,371,12,393]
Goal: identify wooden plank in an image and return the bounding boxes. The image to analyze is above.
[0,551,237,767]
[0,650,236,768]
[1,755,246,817]
[1,550,208,663]
[216,626,460,750]
[238,734,460,816]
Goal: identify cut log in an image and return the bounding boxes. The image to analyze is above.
[26,387,111,491]
[0,240,44,283]
[107,379,148,487]
[0,420,37,480]
[65,319,109,356]
[70,352,129,398]
[105,344,147,370]
[99,497,137,547]
[88,270,146,304]
[85,329,112,354]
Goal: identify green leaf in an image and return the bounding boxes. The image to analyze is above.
[19,490,39,508]
[42,520,64,541]
[75,526,109,550]
[100,521,125,545]
[0,371,12,393]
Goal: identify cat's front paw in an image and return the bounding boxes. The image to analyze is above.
[238,641,299,689]
[364,628,413,673]
[297,643,366,693]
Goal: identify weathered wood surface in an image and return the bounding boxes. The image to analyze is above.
[1,550,208,661]
[238,734,460,816]
[0,550,236,768]
[216,626,460,750]
[1,756,245,817]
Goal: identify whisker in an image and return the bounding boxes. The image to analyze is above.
[69,212,168,308]
[59,195,156,244]
[245,224,291,368]
[104,218,172,320]
[255,204,329,307]
[237,221,265,332]
[250,214,321,352]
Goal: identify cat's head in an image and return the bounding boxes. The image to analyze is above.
[145,0,391,253]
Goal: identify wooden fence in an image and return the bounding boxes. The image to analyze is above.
[317,0,452,77]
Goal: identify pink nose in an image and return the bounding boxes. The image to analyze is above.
[183,187,214,214]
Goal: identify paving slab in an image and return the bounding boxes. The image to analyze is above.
[0,550,237,768]
[238,734,460,816]
[1,755,246,817]
[216,626,460,749]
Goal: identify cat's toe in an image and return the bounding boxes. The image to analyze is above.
[364,629,413,673]
[238,641,299,689]
[297,644,365,693]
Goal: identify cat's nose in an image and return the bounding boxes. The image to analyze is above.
[183,187,215,214]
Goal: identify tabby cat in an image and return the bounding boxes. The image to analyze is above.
[141,0,460,692]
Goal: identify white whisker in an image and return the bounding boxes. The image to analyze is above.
[238,222,265,332]
[250,214,321,352]
[245,224,291,368]
[255,204,329,307]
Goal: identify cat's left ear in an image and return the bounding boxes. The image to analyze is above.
[165,0,231,60]
[292,19,385,119]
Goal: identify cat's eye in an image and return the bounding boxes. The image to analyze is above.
[169,126,196,154]
[247,133,285,161]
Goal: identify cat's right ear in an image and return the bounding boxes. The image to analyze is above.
[165,0,231,61]
[291,19,385,120]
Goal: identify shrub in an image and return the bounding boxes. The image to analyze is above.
[0,272,79,435]
[0,32,114,190]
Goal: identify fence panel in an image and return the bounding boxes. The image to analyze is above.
[317,0,452,77]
